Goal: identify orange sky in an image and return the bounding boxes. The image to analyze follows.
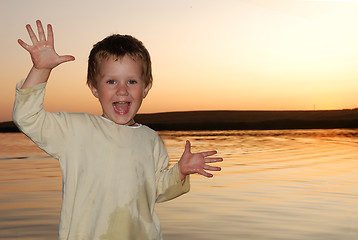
[1,0,358,122]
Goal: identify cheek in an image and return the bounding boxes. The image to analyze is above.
[98,87,114,99]
[131,87,146,99]
[133,92,144,101]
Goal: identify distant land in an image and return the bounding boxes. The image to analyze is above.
[1,109,358,132]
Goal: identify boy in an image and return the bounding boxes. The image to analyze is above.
[13,20,222,240]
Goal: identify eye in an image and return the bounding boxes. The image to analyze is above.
[106,79,116,84]
[128,80,137,85]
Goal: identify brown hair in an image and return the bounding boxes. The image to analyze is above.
[87,34,153,88]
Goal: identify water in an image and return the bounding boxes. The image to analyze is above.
[0,129,357,240]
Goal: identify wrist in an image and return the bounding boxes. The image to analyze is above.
[178,161,187,181]
[21,66,51,89]
[31,65,52,74]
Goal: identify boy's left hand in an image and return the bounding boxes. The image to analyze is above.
[178,140,223,180]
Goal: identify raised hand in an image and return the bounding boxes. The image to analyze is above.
[178,140,222,180]
[18,20,75,70]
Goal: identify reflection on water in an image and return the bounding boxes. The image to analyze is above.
[0,129,357,239]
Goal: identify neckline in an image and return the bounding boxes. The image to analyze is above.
[99,116,142,128]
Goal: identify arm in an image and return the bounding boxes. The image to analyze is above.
[13,20,75,158]
[154,138,222,202]
[18,20,75,88]
[178,140,223,181]
[154,134,191,203]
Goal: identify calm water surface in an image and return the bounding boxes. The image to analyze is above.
[0,129,357,240]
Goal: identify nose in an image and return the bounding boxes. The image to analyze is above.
[116,83,128,96]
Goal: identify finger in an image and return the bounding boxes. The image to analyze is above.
[36,20,46,41]
[204,165,221,172]
[201,150,218,157]
[47,24,54,46]
[199,169,213,178]
[17,39,30,51]
[204,157,223,163]
[26,24,38,44]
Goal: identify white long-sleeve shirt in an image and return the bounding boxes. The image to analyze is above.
[12,80,190,240]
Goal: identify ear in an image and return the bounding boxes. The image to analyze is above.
[89,83,99,98]
[143,82,152,99]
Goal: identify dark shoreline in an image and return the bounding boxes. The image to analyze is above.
[2,109,358,132]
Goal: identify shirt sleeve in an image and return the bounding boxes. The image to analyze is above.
[154,134,190,203]
[12,80,70,159]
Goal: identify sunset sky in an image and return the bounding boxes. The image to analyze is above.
[1,0,358,122]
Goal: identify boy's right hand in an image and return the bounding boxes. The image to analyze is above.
[18,20,75,70]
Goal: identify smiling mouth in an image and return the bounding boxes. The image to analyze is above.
[113,102,130,114]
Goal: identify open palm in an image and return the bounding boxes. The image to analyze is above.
[178,140,222,179]
[18,20,74,70]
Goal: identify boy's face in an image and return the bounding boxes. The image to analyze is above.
[89,55,152,125]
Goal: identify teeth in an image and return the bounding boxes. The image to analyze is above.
[113,102,130,114]
[113,102,129,104]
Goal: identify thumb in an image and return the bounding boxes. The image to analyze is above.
[59,55,75,64]
[184,140,191,153]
